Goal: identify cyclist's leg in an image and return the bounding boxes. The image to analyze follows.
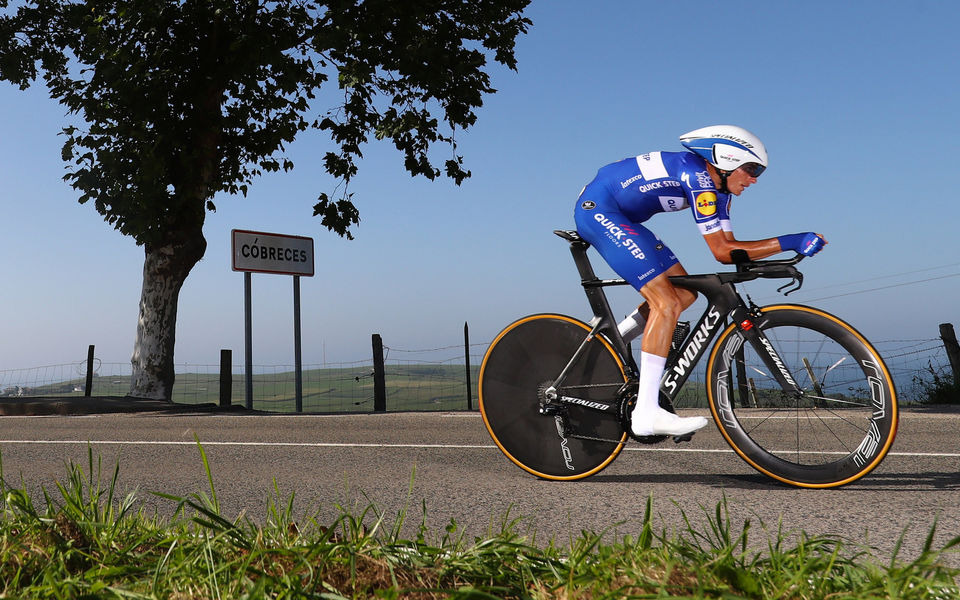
[574,209,706,436]
[631,266,707,436]
[639,264,696,357]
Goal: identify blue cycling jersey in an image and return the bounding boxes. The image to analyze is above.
[573,151,732,290]
[578,151,731,234]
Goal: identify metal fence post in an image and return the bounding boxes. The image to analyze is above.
[244,271,253,409]
[294,275,303,413]
[84,345,95,397]
[464,322,473,410]
[219,349,232,407]
[372,334,386,412]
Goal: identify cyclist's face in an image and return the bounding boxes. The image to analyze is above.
[726,166,758,196]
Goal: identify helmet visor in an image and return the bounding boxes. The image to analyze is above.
[740,162,766,177]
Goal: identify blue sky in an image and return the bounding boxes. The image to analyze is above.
[1,1,958,371]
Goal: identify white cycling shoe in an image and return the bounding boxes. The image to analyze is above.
[631,407,709,437]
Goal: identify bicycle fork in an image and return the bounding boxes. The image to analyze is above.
[725,305,806,397]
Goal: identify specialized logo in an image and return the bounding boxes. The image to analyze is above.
[581,200,596,210]
[712,133,754,149]
[759,337,798,388]
[695,192,717,216]
[562,396,612,411]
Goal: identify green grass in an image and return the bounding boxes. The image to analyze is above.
[913,364,960,405]
[2,445,958,599]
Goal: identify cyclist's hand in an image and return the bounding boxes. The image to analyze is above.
[778,232,826,257]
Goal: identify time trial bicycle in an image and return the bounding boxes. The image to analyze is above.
[478,230,898,489]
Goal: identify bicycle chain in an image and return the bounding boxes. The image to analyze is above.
[559,383,625,390]
[547,381,670,446]
[569,432,628,445]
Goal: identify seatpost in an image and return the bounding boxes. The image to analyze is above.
[567,237,599,281]
[566,238,634,367]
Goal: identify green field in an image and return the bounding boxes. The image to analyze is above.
[8,363,483,413]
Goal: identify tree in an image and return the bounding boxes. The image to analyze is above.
[0,0,531,400]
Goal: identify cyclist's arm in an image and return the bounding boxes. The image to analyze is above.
[702,230,783,263]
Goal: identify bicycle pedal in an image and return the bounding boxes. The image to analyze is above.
[673,433,694,443]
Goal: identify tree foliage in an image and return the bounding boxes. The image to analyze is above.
[0,0,531,243]
[0,0,530,400]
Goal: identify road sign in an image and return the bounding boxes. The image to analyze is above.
[231,229,315,411]
[231,229,314,277]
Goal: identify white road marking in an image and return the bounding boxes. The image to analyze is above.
[0,439,956,458]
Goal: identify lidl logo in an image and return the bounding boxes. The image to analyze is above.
[696,192,717,216]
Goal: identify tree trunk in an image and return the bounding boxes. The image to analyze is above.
[128,79,220,400]
[128,230,207,400]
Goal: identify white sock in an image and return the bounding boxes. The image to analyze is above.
[631,352,709,436]
[635,352,667,414]
[617,308,646,343]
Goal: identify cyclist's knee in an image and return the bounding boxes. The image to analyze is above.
[648,294,686,323]
[644,279,686,310]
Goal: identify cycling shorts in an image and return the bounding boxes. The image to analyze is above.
[574,203,678,291]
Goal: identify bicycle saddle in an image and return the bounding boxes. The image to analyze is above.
[554,229,583,243]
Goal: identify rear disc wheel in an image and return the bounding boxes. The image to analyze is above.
[479,314,628,480]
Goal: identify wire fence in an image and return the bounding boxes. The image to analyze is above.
[0,344,488,413]
[0,336,955,411]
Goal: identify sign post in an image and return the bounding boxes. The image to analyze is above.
[231,229,315,410]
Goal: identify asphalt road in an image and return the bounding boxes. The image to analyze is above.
[1,408,958,565]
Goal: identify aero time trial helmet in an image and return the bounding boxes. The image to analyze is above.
[679,125,768,177]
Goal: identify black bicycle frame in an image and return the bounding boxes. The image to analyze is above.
[658,273,805,400]
[548,230,805,408]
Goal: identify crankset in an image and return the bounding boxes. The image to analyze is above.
[540,385,628,445]
[539,381,695,445]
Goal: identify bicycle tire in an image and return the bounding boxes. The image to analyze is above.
[707,304,898,488]
[479,314,628,480]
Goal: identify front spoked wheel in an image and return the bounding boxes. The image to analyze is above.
[707,305,898,488]
[479,314,628,480]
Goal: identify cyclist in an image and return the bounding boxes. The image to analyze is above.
[574,125,826,437]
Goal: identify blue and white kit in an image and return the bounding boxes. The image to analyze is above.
[574,151,731,290]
